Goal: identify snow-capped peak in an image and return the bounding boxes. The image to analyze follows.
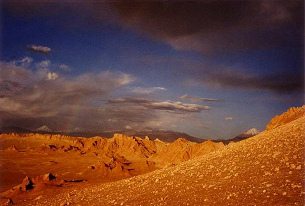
[243,128,260,136]
[36,125,52,132]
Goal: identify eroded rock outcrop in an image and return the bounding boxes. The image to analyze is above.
[266,105,305,130]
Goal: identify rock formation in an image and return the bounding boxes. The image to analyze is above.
[31,106,305,206]
[1,106,304,205]
[266,105,305,130]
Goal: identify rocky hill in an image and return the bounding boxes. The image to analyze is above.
[0,132,223,196]
[266,105,305,130]
[30,108,305,206]
[1,106,304,205]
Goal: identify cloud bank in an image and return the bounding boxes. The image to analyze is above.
[0,58,210,133]
[108,97,209,113]
[6,1,303,55]
[111,1,303,54]
[194,67,304,93]
[3,1,303,94]
[0,59,136,131]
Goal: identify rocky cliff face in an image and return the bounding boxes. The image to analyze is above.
[266,105,305,130]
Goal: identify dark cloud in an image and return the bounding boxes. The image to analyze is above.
[111,0,303,54]
[105,1,303,93]
[194,67,304,93]
[4,1,303,54]
[108,97,209,113]
[27,44,51,54]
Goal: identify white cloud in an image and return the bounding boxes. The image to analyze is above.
[118,73,135,85]
[47,72,59,80]
[0,60,135,124]
[180,94,219,102]
[0,57,211,134]
[149,101,209,112]
[27,44,51,54]
[225,117,233,120]
[108,98,210,113]
[131,86,166,94]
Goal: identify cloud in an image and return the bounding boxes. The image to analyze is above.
[5,1,303,55]
[36,60,51,68]
[225,117,233,121]
[0,80,24,98]
[108,97,209,113]
[11,57,33,67]
[0,60,135,131]
[196,67,304,93]
[27,44,51,54]
[0,58,207,134]
[179,94,219,103]
[58,64,71,72]
[131,86,166,94]
[47,72,58,80]
[111,1,303,54]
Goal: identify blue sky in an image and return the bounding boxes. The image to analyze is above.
[0,1,303,139]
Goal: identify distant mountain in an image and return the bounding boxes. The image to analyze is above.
[218,128,260,144]
[57,129,204,143]
[0,126,204,143]
[231,128,260,142]
[125,130,205,143]
[36,125,53,133]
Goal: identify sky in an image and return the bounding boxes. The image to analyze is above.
[0,0,303,139]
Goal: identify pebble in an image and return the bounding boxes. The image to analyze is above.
[296,165,302,170]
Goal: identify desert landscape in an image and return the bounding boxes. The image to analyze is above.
[0,1,304,205]
[0,106,304,205]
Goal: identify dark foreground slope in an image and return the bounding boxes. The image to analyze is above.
[31,115,305,205]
